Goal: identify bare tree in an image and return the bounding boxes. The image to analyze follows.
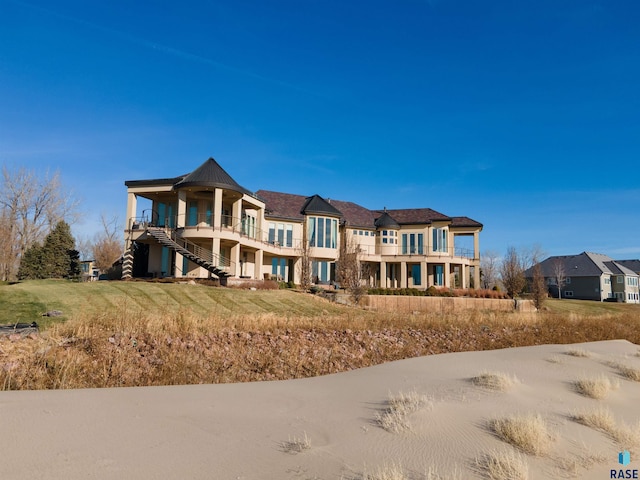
[0,166,79,281]
[336,230,366,303]
[529,251,547,310]
[480,249,500,289]
[92,214,124,272]
[522,244,546,270]
[552,258,567,299]
[297,222,312,290]
[500,246,526,298]
[75,235,94,262]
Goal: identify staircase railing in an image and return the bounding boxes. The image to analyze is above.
[169,229,233,269]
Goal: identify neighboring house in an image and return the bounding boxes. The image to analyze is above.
[123,157,482,288]
[80,260,100,282]
[525,252,640,303]
[618,259,640,276]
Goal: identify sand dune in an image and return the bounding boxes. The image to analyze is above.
[1,340,639,479]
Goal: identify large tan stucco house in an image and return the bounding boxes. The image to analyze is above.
[123,157,482,288]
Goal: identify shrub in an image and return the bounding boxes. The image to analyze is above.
[471,371,518,392]
[490,414,553,456]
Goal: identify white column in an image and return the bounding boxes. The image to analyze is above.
[400,261,407,288]
[232,198,242,233]
[213,189,223,230]
[256,249,264,280]
[230,243,240,277]
[380,262,387,288]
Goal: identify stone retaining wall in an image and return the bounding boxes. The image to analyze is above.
[362,295,535,313]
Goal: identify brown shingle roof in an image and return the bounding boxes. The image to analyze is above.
[256,190,482,230]
[451,216,483,228]
[330,200,377,229]
[374,208,450,225]
[256,190,306,220]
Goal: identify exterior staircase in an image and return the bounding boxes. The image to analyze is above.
[146,227,231,282]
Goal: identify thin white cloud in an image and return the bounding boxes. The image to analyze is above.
[10,0,320,97]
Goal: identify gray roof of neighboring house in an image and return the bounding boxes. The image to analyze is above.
[618,260,640,274]
[526,252,639,278]
[125,157,254,197]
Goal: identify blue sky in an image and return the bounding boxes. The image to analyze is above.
[1,0,639,259]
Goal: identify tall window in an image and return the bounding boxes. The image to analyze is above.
[308,217,337,248]
[411,264,421,286]
[187,201,198,226]
[434,265,444,286]
[286,225,293,247]
[268,223,293,247]
[432,228,448,253]
[312,260,334,283]
[402,233,424,254]
[271,258,287,279]
[242,214,256,238]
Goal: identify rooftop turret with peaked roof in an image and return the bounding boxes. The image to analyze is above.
[173,157,253,195]
[299,194,342,217]
[374,210,400,229]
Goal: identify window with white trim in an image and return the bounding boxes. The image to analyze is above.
[401,233,424,254]
[308,217,337,248]
[432,228,448,253]
[381,230,397,245]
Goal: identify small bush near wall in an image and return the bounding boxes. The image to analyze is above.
[367,287,509,299]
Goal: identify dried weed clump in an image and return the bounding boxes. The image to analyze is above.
[280,432,311,454]
[375,390,432,433]
[572,407,640,447]
[363,462,408,480]
[609,362,640,382]
[574,375,618,399]
[490,414,554,456]
[471,371,518,392]
[565,349,591,358]
[477,449,528,480]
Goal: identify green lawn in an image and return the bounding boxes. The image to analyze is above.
[544,297,640,316]
[0,280,347,329]
[2,280,639,330]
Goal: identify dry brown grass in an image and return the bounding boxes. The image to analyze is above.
[608,361,640,382]
[565,349,591,358]
[574,375,618,399]
[471,371,518,392]
[1,300,640,390]
[490,414,554,456]
[572,407,640,446]
[375,390,432,433]
[280,432,311,454]
[363,463,408,480]
[477,449,528,480]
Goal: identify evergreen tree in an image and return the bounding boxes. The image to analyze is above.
[17,221,79,279]
[17,243,45,280]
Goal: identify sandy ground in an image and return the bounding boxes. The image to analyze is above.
[1,340,639,479]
